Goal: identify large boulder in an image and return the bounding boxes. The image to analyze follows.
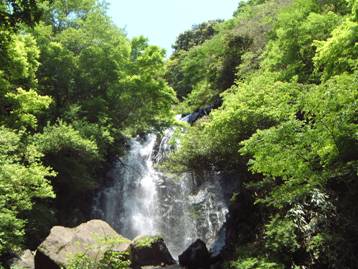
[130,235,176,267]
[178,239,211,269]
[34,219,130,269]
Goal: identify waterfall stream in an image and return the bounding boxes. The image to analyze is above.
[93,130,228,257]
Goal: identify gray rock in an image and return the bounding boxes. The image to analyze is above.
[10,249,35,269]
[34,219,130,269]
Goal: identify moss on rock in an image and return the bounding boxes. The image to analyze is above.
[132,236,162,249]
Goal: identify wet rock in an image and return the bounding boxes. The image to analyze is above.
[34,219,130,269]
[130,235,176,267]
[182,98,222,124]
[178,239,211,269]
[10,249,35,269]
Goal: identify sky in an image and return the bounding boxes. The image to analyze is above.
[106,0,240,56]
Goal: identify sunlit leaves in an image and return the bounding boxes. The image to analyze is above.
[170,72,302,171]
[314,18,358,80]
[1,34,40,88]
[241,72,358,207]
[0,127,55,253]
[167,1,357,267]
[262,0,341,82]
[6,88,52,128]
[34,121,99,158]
[118,37,177,134]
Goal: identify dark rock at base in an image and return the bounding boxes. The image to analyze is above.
[178,239,211,269]
[210,261,225,269]
[130,235,176,267]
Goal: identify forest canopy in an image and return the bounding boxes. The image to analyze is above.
[0,0,176,257]
[165,0,357,268]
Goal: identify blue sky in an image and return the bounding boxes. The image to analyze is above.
[106,0,240,56]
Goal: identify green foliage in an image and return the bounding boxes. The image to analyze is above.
[99,251,131,269]
[6,88,52,128]
[119,36,177,134]
[175,80,214,114]
[229,243,284,269]
[172,20,222,53]
[314,18,358,80]
[39,0,98,31]
[307,233,329,261]
[0,32,52,130]
[34,3,175,132]
[67,251,131,269]
[1,34,40,87]
[66,253,96,269]
[34,121,99,158]
[0,127,55,253]
[169,72,301,171]
[71,119,115,157]
[264,216,300,253]
[262,0,342,82]
[32,120,103,225]
[167,0,357,267]
[66,235,131,269]
[166,0,291,107]
[0,0,45,31]
[0,1,176,258]
[132,236,162,249]
[241,73,357,207]
[167,30,252,110]
[1,0,356,267]
[231,257,284,269]
[14,0,175,242]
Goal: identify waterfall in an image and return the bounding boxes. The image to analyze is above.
[93,129,228,257]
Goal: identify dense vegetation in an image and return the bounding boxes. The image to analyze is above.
[0,0,357,268]
[166,0,357,268]
[0,0,175,261]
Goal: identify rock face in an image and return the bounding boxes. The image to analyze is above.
[182,98,222,124]
[130,235,176,267]
[34,219,130,269]
[10,249,35,269]
[178,239,211,269]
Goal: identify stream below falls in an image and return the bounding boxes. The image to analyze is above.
[92,130,229,257]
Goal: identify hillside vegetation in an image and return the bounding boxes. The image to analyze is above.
[166,0,357,268]
[0,0,176,258]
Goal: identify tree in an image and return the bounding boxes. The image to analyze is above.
[0,0,44,30]
[172,20,222,53]
[0,127,55,253]
[166,0,357,267]
[261,0,342,82]
[314,18,358,80]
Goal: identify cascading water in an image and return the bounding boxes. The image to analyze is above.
[93,128,228,257]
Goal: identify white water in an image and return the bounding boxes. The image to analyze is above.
[93,131,228,257]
